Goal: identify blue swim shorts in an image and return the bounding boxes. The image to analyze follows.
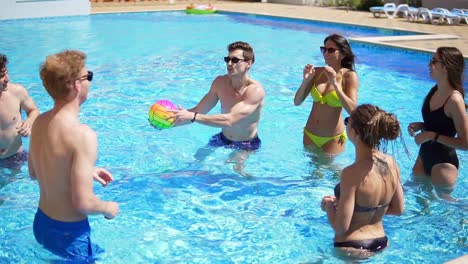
[0,151,28,170]
[33,208,104,261]
[208,132,261,151]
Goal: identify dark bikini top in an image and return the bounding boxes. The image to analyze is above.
[334,183,390,213]
[422,86,456,137]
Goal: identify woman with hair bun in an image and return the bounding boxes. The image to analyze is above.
[321,104,404,254]
[408,47,468,198]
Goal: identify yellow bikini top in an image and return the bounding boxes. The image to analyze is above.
[310,71,344,108]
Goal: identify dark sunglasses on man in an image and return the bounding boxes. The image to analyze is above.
[223,57,245,64]
[77,71,93,82]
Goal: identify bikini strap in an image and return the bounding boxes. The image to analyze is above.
[312,71,325,89]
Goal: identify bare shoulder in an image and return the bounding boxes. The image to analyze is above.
[246,79,265,101]
[383,154,397,169]
[9,82,28,95]
[212,74,228,85]
[343,69,358,79]
[341,161,373,186]
[446,91,467,114]
[249,79,264,93]
[210,75,229,92]
[342,70,358,86]
[448,91,465,105]
[64,122,97,147]
[340,164,359,184]
[78,124,97,141]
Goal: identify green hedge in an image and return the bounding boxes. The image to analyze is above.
[351,0,385,11]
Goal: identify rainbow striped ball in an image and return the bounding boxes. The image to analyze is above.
[148,100,177,129]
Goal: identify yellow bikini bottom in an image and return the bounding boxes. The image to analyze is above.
[304,128,347,148]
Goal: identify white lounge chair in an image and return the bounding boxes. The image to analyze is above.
[370,3,418,19]
[395,4,419,20]
[411,7,462,25]
[370,3,395,18]
[451,8,468,24]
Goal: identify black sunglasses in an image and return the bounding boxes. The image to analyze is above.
[78,71,93,82]
[344,117,349,126]
[320,46,339,54]
[224,56,245,64]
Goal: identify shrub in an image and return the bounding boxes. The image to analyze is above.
[356,0,385,11]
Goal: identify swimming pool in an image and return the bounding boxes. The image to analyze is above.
[0,11,467,263]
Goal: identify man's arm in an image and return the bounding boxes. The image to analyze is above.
[193,84,264,128]
[16,84,39,136]
[70,126,118,219]
[172,78,220,127]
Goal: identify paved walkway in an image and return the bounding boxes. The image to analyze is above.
[91,1,468,57]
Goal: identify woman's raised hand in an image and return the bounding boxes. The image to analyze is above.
[303,64,315,81]
[323,65,337,84]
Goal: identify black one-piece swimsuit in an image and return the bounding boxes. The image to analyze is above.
[419,86,459,175]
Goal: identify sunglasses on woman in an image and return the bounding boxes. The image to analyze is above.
[320,47,339,54]
[224,57,245,64]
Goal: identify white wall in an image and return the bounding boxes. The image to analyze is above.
[0,0,90,20]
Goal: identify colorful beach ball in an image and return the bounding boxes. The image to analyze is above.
[148,100,177,129]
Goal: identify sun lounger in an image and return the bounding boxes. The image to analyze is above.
[411,7,462,25]
[396,4,419,20]
[370,3,418,19]
[370,3,396,18]
[451,8,468,24]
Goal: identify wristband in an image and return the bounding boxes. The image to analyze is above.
[191,112,198,123]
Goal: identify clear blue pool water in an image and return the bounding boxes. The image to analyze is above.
[0,11,467,263]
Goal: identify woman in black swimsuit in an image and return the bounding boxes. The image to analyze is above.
[321,104,404,255]
[408,47,468,198]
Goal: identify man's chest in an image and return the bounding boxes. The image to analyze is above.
[0,95,21,128]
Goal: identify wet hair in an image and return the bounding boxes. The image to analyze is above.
[324,34,355,71]
[228,41,255,64]
[39,50,86,100]
[436,47,466,108]
[0,53,8,72]
[350,104,401,151]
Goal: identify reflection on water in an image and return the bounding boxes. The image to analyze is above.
[303,148,343,183]
[0,167,26,206]
[0,11,466,263]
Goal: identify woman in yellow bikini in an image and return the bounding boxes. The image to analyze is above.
[294,34,359,154]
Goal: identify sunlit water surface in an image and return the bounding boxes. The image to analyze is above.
[0,11,466,263]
